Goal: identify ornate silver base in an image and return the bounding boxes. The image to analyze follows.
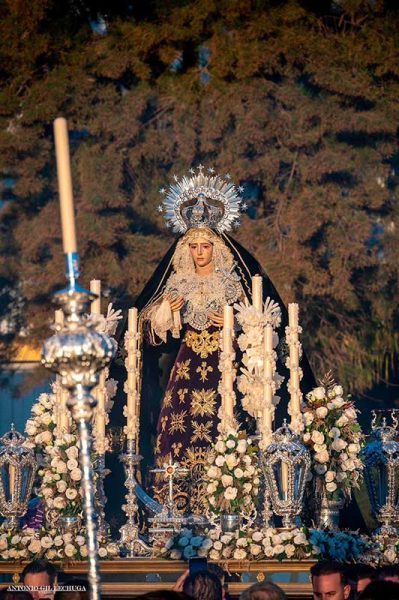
[119,446,151,558]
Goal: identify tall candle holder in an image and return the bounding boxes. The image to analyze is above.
[42,256,115,600]
[119,439,152,557]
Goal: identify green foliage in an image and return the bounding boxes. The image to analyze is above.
[0,0,398,392]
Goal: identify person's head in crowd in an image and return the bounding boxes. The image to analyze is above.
[0,591,34,600]
[348,564,376,598]
[136,593,192,600]
[21,561,57,600]
[310,561,350,600]
[240,581,286,600]
[359,580,399,600]
[183,571,223,600]
[378,564,399,583]
[54,578,90,600]
[207,565,227,597]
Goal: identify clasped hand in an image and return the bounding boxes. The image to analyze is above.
[166,295,224,327]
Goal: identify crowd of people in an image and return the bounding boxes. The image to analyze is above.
[0,559,399,600]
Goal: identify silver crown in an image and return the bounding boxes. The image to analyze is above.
[158,165,245,234]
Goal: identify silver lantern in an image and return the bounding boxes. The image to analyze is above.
[260,420,310,528]
[0,425,37,529]
[362,411,399,536]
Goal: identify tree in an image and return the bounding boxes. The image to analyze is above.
[0,0,398,394]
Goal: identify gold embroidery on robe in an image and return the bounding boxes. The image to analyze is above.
[168,410,188,434]
[196,361,213,382]
[190,388,217,417]
[191,420,213,443]
[160,415,168,432]
[177,388,188,404]
[175,359,191,381]
[171,442,183,457]
[163,390,173,408]
[184,330,220,358]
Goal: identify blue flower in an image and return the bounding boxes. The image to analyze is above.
[183,545,196,559]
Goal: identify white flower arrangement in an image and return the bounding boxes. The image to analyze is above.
[0,527,119,561]
[303,383,364,501]
[157,526,372,564]
[234,298,283,421]
[204,430,260,518]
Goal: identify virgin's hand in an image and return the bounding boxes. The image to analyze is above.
[209,311,224,327]
[169,295,184,312]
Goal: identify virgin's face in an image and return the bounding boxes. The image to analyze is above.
[189,238,214,269]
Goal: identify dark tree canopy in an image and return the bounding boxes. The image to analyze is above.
[0,0,398,395]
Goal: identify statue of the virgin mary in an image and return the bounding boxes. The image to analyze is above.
[134,166,315,514]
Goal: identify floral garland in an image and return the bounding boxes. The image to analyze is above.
[156,526,371,563]
[204,430,260,519]
[303,384,364,501]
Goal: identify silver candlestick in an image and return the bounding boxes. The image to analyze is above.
[119,439,152,557]
[94,454,111,540]
[42,254,115,600]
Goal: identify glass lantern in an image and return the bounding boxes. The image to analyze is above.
[260,420,310,528]
[0,425,37,529]
[362,411,399,536]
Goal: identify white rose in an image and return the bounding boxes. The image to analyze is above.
[345,459,355,471]
[325,471,336,483]
[273,544,285,556]
[213,541,223,550]
[304,412,314,425]
[293,533,307,545]
[41,487,53,498]
[54,536,63,547]
[207,466,221,479]
[215,441,226,453]
[236,537,248,547]
[25,421,38,436]
[64,543,77,557]
[272,534,282,545]
[80,546,88,557]
[383,547,397,564]
[40,431,53,445]
[209,549,220,560]
[326,482,337,492]
[250,544,262,556]
[28,539,42,553]
[329,428,341,439]
[225,454,239,470]
[32,404,45,416]
[243,482,252,493]
[315,450,329,464]
[53,496,66,509]
[66,446,79,460]
[46,549,57,560]
[303,432,311,442]
[344,408,357,420]
[313,387,326,400]
[215,455,225,467]
[67,458,78,471]
[333,385,343,396]
[336,415,349,427]
[285,544,295,558]
[311,431,324,444]
[245,464,255,476]
[220,535,232,545]
[98,547,107,558]
[221,475,233,488]
[234,467,244,479]
[331,398,345,408]
[332,438,347,451]
[347,443,359,454]
[314,443,327,453]
[224,486,237,500]
[336,472,346,482]
[233,548,247,560]
[66,488,78,500]
[236,440,247,453]
[226,439,236,449]
[70,468,82,481]
[252,531,263,542]
[56,461,68,474]
[40,412,52,426]
[40,536,53,549]
[75,536,86,546]
[243,455,252,465]
[316,407,328,419]
[207,483,217,494]
[56,480,68,493]
[11,535,21,544]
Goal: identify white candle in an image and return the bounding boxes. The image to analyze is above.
[53,118,77,254]
[222,305,234,423]
[288,302,302,431]
[261,323,273,447]
[94,371,107,454]
[126,308,139,441]
[252,275,263,312]
[90,279,101,315]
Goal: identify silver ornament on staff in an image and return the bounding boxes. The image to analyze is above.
[42,118,115,600]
